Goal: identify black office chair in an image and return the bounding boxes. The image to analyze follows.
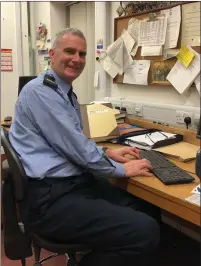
[1,127,91,266]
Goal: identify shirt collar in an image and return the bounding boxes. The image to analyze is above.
[47,68,72,95]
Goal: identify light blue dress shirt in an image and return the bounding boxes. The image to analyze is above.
[9,69,125,179]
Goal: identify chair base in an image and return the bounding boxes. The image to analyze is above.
[33,253,78,266]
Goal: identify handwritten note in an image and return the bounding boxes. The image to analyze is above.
[181,2,200,46]
[103,56,119,78]
[107,37,124,74]
[177,46,195,67]
[161,5,181,49]
[127,18,140,56]
[123,60,150,85]
[121,29,135,53]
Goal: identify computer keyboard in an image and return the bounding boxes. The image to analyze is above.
[140,150,195,185]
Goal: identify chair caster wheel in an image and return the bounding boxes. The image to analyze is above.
[68,258,78,266]
[33,263,42,266]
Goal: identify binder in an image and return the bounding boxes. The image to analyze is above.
[117,129,183,150]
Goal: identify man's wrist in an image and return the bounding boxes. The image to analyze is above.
[102,146,109,153]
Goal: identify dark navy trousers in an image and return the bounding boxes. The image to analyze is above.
[21,173,160,266]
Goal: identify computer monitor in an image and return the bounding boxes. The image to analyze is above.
[18,76,37,95]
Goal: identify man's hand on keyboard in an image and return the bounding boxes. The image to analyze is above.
[106,147,140,163]
[124,159,153,177]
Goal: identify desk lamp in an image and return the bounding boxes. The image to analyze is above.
[195,118,201,180]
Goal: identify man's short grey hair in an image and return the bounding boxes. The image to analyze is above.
[52,28,86,49]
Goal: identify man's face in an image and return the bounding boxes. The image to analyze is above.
[49,33,87,84]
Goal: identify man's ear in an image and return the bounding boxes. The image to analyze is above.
[49,48,54,59]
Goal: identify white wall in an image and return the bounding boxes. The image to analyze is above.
[70,2,95,104]
[1,2,23,119]
[109,2,200,108]
[50,2,68,39]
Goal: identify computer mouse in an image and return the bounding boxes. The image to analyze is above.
[4,116,12,122]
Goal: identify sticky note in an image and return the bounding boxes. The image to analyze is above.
[177,46,195,67]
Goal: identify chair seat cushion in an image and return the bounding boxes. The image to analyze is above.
[32,234,91,254]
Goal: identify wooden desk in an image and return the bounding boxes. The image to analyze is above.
[101,118,200,227]
[103,143,200,226]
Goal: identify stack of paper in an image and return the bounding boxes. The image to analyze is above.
[115,112,126,124]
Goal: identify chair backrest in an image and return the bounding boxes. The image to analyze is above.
[1,127,27,201]
[18,76,37,96]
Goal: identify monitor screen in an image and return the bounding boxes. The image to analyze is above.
[196,117,200,139]
[18,76,37,95]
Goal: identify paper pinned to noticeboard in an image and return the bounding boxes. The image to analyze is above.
[177,46,195,67]
[153,141,200,162]
[166,46,200,94]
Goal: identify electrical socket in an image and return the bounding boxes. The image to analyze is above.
[176,111,193,125]
[135,105,143,116]
[122,103,135,114]
[111,102,122,109]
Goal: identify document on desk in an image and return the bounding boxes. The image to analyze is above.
[127,17,140,56]
[185,194,200,207]
[194,74,200,95]
[139,17,167,46]
[161,5,181,49]
[125,131,177,150]
[166,46,201,94]
[123,60,150,85]
[181,2,200,46]
[191,184,200,195]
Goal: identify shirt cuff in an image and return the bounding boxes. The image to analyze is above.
[110,160,126,178]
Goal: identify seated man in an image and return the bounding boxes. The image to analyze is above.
[9,27,160,266]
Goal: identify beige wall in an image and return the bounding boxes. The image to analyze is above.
[1,2,22,119]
